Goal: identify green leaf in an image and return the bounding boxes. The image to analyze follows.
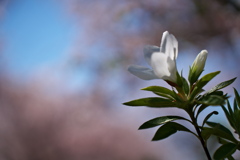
[141,86,175,100]
[233,99,238,113]
[182,77,190,95]
[206,122,233,136]
[196,95,226,106]
[176,71,183,87]
[139,116,191,130]
[227,155,235,160]
[218,137,230,145]
[213,143,238,160]
[190,71,220,101]
[123,97,178,108]
[221,105,234,129]
[204,122,237,143]
[202,111,218,127]
[196,104,209,118]
[233,110,240,134]
[188,66,200,85]
[152,122,195,141]
[227,100,234,117]
[207,77,236,94]
[234,88,240,109]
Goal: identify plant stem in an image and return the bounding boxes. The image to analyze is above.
[189,112,212,160]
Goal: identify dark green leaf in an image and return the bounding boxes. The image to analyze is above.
[227,155,235,160]
[182,77,190,95]
[152,123,177,141]
[234,88,240,108]
[202,111,218,127]
[176,71,183,87]
[139,116,190,130]
[141,86,175,100]
[213,143,237,160]
[196,95,226,106]
[227,100,234,117]
[221,105,234,129]
[123,97,178,108]
[217,137,230,145]
[205,122,237,143]
[206,122,233,136]
[233,110,240,135]
[233,99,238,113]
[190,71,220,101]
[207,77,236,94]
[196,104,209,118]
[152,122,195,141]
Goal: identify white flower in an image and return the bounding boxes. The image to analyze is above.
[191,50,208,76]
[188,50,208,84]
[128,31,178,83]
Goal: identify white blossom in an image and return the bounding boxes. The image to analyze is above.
[128,31,178,83]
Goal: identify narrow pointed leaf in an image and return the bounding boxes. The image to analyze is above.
[207,77,236,94]
[182,77,190,95]
[196,95,226,106]
[139,116,190,130]
[234,99,238,112]
[152,123,177,141]
[213,143,238,160]
[217,137,230,145]
[234,88,240,108]
[123,97,178,108]
[227,100,234,117]
[196,104,209,118]
[202,111,218,127]
[152,122,195,141]
[190,71,220,100]
[205,121,237,143]
[221,105,234,129]
[201,127,237,142]
[206,121,233,136]
[141,86,175,100]
[227,155,235,160]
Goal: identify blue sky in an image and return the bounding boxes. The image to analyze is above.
[1,0,76,77]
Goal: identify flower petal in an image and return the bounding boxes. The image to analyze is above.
[160,31,178,60]
[143,45,160,66]
[150,52,177,82]
[128,65,159,80]
[150,52,170,78]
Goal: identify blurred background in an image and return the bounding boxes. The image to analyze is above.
[0,0,240,159]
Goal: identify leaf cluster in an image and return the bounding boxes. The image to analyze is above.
[123,57,237,160]
[202,89,240,159]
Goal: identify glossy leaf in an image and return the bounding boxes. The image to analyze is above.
[203,122,237,143]
[196,95,226,106]
[213,143,238,160]
[139,116,190,130]
[123,97,178,108]
[190,71,220,101]
[152,122,195,141]
[141,86,175,100]
[207,77,236,94]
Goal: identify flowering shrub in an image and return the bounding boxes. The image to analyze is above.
[124,31,238,160]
